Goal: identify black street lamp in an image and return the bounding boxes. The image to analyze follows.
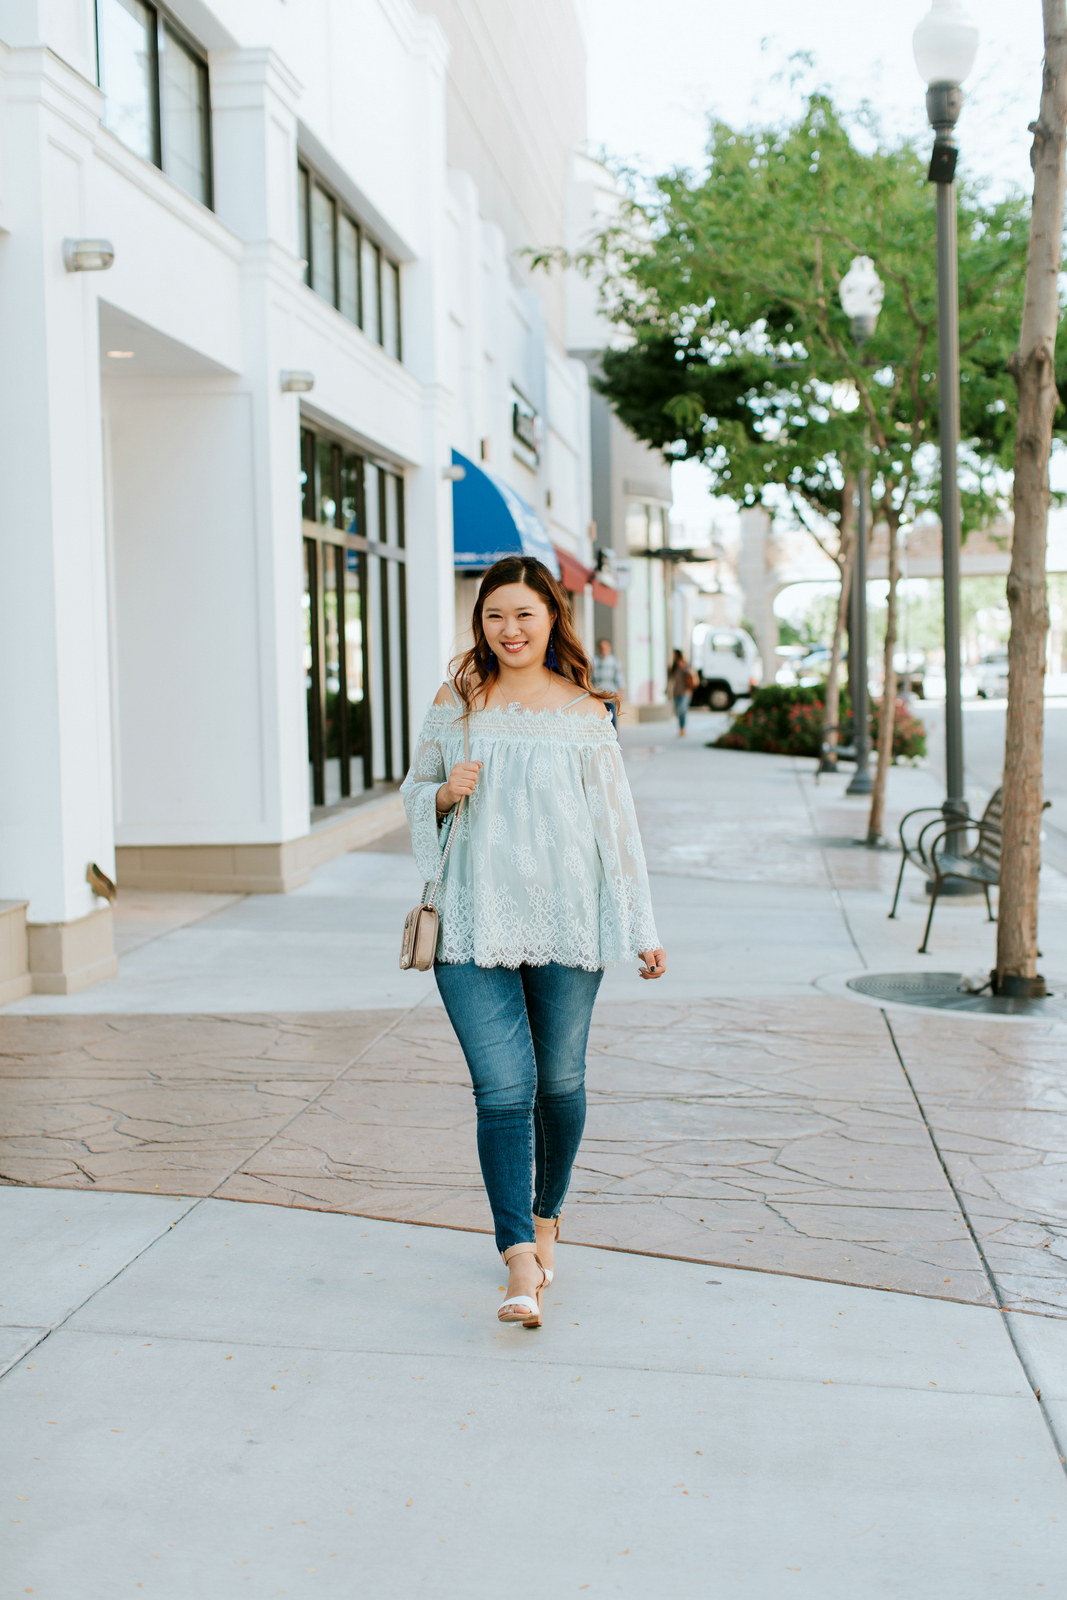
[839,256,885,798]
[913,0,980,830]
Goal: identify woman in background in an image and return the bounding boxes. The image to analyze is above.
[668,647,695,737]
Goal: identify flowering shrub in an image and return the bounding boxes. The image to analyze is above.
[873,698,927,762]
[714,686,826,756]
[714,685,926,762]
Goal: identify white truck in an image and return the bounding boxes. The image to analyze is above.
[690,625,762,710]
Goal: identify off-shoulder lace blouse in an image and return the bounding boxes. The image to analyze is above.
[400,688,659,970]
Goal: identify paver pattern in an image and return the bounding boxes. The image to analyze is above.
[3,995,1065,1314]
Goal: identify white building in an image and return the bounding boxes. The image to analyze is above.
[566,151,677,715]
[0,0,597,1000]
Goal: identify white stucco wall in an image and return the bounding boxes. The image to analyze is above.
[0,0,589,932]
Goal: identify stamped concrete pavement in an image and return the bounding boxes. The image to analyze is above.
[2,712,1067,1593]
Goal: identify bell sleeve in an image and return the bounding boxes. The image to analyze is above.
[400,711,450,886]
[580,739,660,963]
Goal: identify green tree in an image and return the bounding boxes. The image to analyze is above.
[575,95,1034,836]
[997,0,1067,995]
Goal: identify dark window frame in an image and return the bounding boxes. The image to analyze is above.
[300,423,408,803]
[94,0,213,209]
[296,156,402,359]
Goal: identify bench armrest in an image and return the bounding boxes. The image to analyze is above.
[898,806,947,860]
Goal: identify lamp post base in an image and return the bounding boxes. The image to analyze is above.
[845,770,873,796]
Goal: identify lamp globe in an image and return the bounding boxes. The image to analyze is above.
[913,0,979,87]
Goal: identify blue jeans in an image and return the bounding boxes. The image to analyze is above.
[674,693,690,730]
[433,961,603,1254]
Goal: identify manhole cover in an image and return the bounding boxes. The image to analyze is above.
[846,971,1063,1017]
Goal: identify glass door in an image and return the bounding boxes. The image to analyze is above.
[301,425,408,808]
[303,538,325,806]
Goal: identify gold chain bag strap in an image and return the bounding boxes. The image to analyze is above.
[399,712,470,971]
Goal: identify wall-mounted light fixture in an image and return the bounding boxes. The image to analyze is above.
[442,463,466,481]
[280,370,315,393]
[63,238,115,272]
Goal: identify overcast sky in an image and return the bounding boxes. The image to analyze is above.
[586,0,1045,200]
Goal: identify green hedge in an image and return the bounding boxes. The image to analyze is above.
[713,685,926,762]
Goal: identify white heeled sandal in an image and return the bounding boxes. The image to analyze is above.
[498,1242,551,1328]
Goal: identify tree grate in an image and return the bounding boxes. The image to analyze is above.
[847,971,1064,1017]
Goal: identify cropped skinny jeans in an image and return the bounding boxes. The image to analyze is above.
[433,960,603,1255]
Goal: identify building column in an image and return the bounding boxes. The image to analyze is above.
[211,48,309,847]
[400,18,455,713]
[0,46,118,994]
[738,505,779,686]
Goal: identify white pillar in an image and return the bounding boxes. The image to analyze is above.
[738,505,778,686]
[211,49,308,846]
[401,19,455,716]
[0,44,118,992]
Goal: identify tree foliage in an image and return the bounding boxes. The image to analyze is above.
[585,95,1040,548]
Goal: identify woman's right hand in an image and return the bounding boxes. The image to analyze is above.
[437,761,482,813]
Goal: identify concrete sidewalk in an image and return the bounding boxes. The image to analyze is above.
[3,712,1067,1594]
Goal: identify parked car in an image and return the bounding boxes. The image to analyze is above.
[690,626,762,710]
[796,645,831,685]
[976,650,1009,698]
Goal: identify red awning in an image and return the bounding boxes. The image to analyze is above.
[591,578,618,608]
[553,544,596,594]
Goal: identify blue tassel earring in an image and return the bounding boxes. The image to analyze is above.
[545,629,558,672]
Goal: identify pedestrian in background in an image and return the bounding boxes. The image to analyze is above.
[669,647,696,737]
[592,636,625,728]
[401,557,665,1331]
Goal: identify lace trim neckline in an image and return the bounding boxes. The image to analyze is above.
[428,702,609,725]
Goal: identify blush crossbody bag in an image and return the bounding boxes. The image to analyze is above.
[399,715,470,972]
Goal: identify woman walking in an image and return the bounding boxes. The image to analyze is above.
[401,557,665,1329]
[668,647,695,737]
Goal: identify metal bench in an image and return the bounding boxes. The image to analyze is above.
[889,789,1007,954]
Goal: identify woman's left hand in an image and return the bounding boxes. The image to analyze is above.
[638,948,667,980]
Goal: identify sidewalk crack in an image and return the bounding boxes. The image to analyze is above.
[881,1008,1067,1478]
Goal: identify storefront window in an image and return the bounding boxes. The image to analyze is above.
[296,159,401,356]
[317,438,337,526]
[310,183,336,307]
[159,23,209,204]
[339,216,359,325]
[381,260,401,360]
[98,0,156,163]
[300,426,408,807]
[97,0,211,206]
[340,453,361,535]
[361,236,381,344]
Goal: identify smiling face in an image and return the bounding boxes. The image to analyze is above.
[480,582,555,670]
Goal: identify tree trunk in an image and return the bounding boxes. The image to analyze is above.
[821,475,857,769]
[997,0,1067,991]
[867,509,900,844]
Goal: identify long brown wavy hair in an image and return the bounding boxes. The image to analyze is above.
[450,556,618,712]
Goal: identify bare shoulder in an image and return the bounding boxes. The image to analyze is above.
[432,682,456,707]
[583,697,612,720]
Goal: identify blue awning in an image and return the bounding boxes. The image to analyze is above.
[450,449,560,577]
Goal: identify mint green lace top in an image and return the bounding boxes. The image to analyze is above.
[400,690,659,970]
